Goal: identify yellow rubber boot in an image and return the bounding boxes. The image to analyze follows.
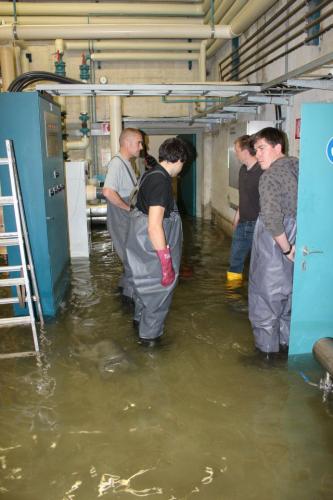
[226,271,243,281]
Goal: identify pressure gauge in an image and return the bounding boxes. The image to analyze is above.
[99,76,108,84]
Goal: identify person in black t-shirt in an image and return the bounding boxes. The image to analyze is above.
[227,134,262,283]
[125,138,188,347]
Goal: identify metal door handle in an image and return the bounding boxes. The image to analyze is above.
[302,245,323,256]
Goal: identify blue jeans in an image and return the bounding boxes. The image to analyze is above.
[229,221,256,273]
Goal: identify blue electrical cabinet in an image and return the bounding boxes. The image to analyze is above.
[0,92,70,318]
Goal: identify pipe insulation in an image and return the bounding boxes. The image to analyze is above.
[66,41,202,51]
[0,2,204,17]
[313,338,333,377]
[0,46,16,91]
[207,0,279,58]
[0,16,205,26]
[90,52,200,61]
[65,135,90,151]
[110,96,122,158]
[0,23,234,41]
[86,186,105,202]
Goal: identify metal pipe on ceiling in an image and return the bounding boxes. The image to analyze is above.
[0,23,234,41]
[0,1,204,17]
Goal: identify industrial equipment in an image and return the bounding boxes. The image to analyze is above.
[0,92,70,318]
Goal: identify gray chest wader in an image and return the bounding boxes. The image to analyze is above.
[125,207,183,340]
[248,216,296,353]
[106,196,133,298]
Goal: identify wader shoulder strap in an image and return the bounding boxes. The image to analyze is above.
[112,155,137,187]
[130,169,167,209]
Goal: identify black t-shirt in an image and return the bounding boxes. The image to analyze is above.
[238,162,263,222]
[136,164,174,218]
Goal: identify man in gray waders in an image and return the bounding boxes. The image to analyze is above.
[103,128,144,301]
[249,127,299,355]
[125,138,188,347]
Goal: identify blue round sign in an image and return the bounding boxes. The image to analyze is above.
[326,137,333,164]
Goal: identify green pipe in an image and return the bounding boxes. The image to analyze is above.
[210,0,215,29]
[13,0,17,22]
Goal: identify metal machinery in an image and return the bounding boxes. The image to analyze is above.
[0,91,70,318]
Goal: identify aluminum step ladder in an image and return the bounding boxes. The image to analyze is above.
[0,139,44,359]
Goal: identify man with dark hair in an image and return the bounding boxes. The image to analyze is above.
[125,137,188,346]
[249,127,299,355]
[103,128,144,299]
[227,134,262,282]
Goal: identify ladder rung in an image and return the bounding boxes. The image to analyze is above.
[0,297,23,305]
[0,316,31,327]
[0,351,36,359]
[0,233,19,246]
[0,159,9,165]
[0,277,25,287]
[0,196,15,206]
[0,265,23,273]
[0,232,18,238]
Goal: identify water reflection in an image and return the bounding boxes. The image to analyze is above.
[0,219,332,499]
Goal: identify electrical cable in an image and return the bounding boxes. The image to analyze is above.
[8,71,81,92]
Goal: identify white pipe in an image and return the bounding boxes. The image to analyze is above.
[206,0,237,24]
[14,46,22,76]
[1,16,203,26]
[57,96,66,109]
[198,40,207,111]
[203,0,225,24]
[55,38,64,54]
[230,0,279,36]
[110,96,122,158]
[199,40,207,82]
[0,2,203,17]
[66,40,202,51]
[80,95,88,115]
[65,135,90,151]
[207,0,278,58]
[0,46,16,91]
[206,0,247,49]
[90,52,200,61]
[0,23,234,41]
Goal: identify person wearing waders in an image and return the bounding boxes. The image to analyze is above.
[125,137,188,347]
[249,127,299,355]
[103,128,144,302]
[227,135,262,283]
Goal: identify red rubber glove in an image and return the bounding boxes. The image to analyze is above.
[156,246,175,287]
